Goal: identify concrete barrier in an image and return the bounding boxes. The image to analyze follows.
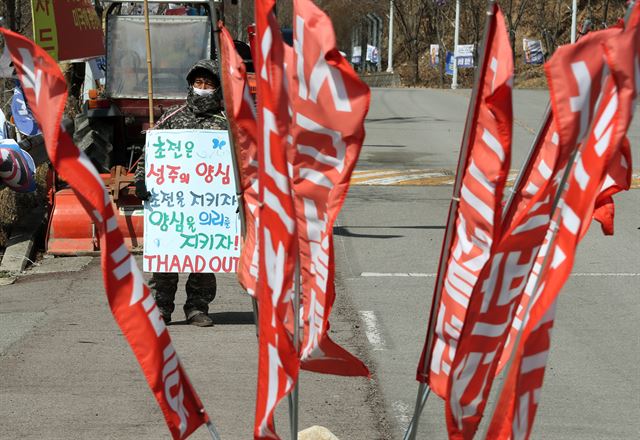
[358,72,402,88]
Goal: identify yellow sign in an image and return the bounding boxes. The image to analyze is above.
[32,0,59,61]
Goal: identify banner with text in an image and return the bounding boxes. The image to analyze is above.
[430,44,440,66]
[523,38,544,65]
[455,44,475,68]
[31,0,104,62]
[143,129,241,273]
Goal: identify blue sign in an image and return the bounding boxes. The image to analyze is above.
[456,56,475,68]
[10,86,41,136]
[445,51,454,76]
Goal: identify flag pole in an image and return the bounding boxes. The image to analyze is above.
[209,0,259,330]
[288,258,301,440]
[502,104,552,219]
[481,117,590,439]
[403,2,497,439]
[484,2,637,434]
[205,420,222,440]
[143,0,154,126]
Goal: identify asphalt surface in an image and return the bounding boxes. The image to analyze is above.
[1,88,638,439]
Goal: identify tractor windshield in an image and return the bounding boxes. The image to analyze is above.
[105,15,211,99]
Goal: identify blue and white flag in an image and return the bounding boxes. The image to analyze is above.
[11,86,41,136]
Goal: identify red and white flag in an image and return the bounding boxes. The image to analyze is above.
[486,10,639,438]
[415,4,514,400]
[218,22,260,296]
[482,11,640,438]
[0,28,209,440]
[444,25,623,439]
[288,0,370,377]
[253,1,299,439]
[591,136,632,235]
[593,4,640,235]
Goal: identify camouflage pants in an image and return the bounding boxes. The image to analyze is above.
[149,272,217,319]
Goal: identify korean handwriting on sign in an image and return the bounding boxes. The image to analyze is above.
[179,233,235,250]
[152,135,195,160]
[148,190,188,208]
[189,191,237,208]
[146,165,191,186]
[195,162,231,185]
[199,210,231,229]
[149,210,196,233]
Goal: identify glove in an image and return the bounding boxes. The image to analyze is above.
[135,180,151,201]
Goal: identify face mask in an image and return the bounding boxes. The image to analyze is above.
[192,86,215,96]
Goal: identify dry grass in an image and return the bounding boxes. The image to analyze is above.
[0,164,49,248]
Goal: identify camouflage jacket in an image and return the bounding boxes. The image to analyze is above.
[135,88,228,183]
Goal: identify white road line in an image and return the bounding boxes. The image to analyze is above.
[392,400,411,432]
[570,273,640,277]
[359,311,386,351]
[361,272,437,277]
[361,272,640,277]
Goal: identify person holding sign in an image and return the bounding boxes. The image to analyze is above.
[135,59,228,327]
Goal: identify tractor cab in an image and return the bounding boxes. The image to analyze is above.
[89,1,218,166]
[46,1,224,255]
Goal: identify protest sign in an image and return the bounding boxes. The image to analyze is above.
[366,44,376,62]
[31,0,104,62]
[430,44,440,66]
[523,38,544,64]
[143,129,241,274]
[445,51,454,75]
[351,46,362,64]
[455,44,475,68]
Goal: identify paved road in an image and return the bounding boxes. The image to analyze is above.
[1,88,638,439]
[362,88,640,172]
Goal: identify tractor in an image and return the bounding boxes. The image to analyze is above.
[46,0,254,254]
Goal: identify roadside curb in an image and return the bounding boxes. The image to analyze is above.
[0,207,45,274]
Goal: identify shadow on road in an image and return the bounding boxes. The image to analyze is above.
[334,225,445,239]
[169,311,255,326]
[365,116,446,123]
[334,226,403,239]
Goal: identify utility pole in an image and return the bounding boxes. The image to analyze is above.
[452,0,460,89]
[571,0,578,43]
[387,0,394,73]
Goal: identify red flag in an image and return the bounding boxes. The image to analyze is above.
[0,28,209,439]
[218,22,260,295]
[288,0,370,377]
[415,4,514,400]
[253,2,299,439]
[486,8,639,438]
[592,137,632,235]
[444,25,623,439]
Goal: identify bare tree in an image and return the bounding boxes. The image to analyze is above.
[0,0,31,34]
[393,0,432,84]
